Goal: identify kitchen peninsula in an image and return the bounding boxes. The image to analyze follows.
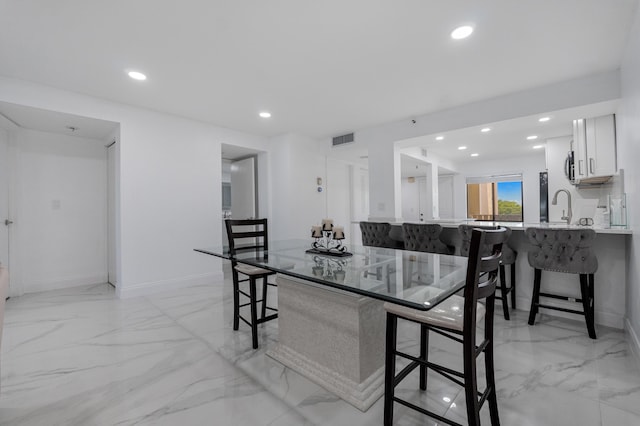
[389,220,631,329]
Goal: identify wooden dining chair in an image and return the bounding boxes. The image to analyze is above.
[383,227,507,426]
[225,218,278,349]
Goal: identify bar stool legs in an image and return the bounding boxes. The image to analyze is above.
[497,263,516,320]
[510,264,517,309]
[528,269,596,339]
[383,308,501,426]
[527,269,542,325]
[580,274,596,339]
[383,313,397,426]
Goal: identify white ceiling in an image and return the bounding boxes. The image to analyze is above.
[397,100,620,164]
[0,101,118,140]
[0,0,637,140]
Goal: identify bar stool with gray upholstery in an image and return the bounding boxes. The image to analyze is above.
[383,227,508,426]
[359,221,404,249]
[402,223,454,255]
[526,227,598,339]
[459,224,518,320]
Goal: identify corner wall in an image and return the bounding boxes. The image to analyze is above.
[619,3,640,359]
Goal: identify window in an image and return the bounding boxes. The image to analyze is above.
[466,174,523,222]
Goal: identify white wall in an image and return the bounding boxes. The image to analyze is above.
[0,76,269,298]
[451,153,546,223]
[619,4,640,357]
[269,133,327,240]
[268,134,366,245]
[13,128,107,293]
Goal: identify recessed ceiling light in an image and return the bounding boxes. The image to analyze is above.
[471,153,479,157]
[533,145,544,149]
[481,127,491,133]
[435,135,445,141]
[526,135,538,140]
[458,146,467,150]
[259,111,271,118]
[451,26,473,40]
[538,117,551,122]
[127,71,147,81]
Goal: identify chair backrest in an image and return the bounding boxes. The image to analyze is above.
[225,219,269,260]
[463,227,508,333]
[360,221,402,249]
[458,224,516,264]
[525,227,597,274]
[402,223,453,255]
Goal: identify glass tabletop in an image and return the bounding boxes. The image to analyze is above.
[195,239,468,311]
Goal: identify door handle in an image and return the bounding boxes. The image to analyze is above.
[589,158,595,174]
[578,160,584,175]
[4,219,13,226]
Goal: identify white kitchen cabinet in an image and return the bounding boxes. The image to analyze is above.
[573,114,617,184]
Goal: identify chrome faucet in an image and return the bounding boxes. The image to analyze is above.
[552,189,572,225]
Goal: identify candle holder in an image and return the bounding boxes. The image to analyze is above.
[306,220,352,257]
[310,255,348,283]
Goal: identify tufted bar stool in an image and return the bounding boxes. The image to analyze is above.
[402,223,454,255]
[526,227,598,339]
[459,225,518,320]
[359,221,404,249]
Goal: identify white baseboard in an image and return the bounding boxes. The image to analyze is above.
[116,271,224,299]
[24,274,108,294]
[625,319,640,369]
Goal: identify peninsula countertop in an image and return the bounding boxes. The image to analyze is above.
[387,219,632,235]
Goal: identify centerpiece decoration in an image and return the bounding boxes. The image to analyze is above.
[306,218,353,257]
[310,255,347,283]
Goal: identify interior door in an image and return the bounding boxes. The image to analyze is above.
[107,142,117,286]
[230,157,257,220]
[418,178,428,222]
[438,176,455,219]
[0,130,9,269]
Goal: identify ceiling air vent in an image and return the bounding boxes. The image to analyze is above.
[332,132,355,146]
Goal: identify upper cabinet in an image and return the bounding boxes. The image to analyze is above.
[572,114,617,184]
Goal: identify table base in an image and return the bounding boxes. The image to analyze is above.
[270,275,386,411]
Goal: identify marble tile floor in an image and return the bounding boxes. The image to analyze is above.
[0,271,639,426]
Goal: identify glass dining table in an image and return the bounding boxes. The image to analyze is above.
[195,239,469,411]
[195,239,468,311]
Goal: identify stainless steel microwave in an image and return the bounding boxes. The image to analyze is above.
[564,150,575,184]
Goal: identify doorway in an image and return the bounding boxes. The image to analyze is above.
[0,101,119,296]
[221,144,262,245]
[107,139,118,287]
